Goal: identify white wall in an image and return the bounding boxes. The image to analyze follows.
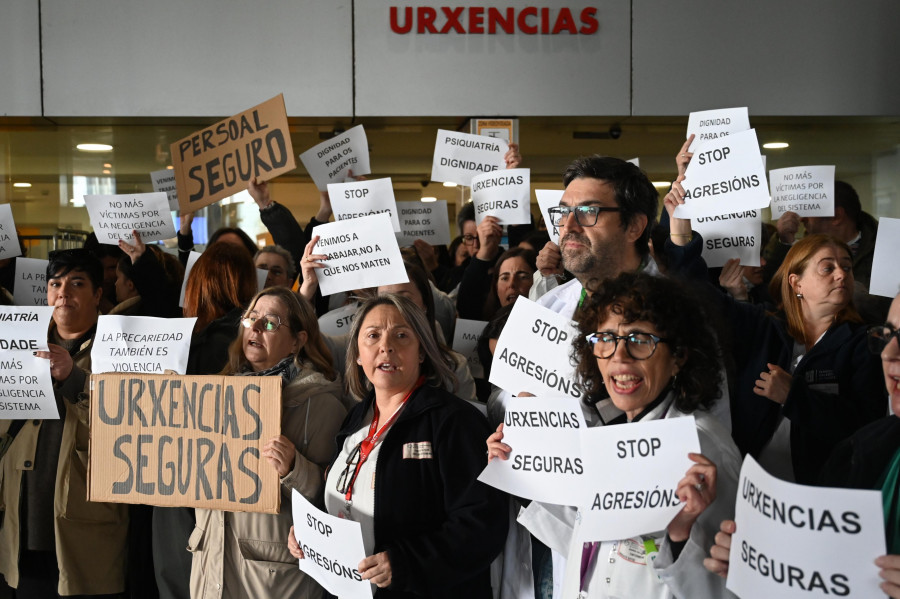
[0,0,42,116]
[40,0,354,117]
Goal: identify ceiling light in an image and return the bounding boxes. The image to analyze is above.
[102,169,111,174]
[13,182,32,188]
[421,197,437,202]
[652,181,671,188]
[166,165,174,170]
[442,181,458,187]
[103,163,112,168]
[76,143,113,152]
[762,142,789,149]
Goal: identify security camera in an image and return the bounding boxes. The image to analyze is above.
[609,126,622,140]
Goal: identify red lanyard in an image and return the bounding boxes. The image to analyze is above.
[344,376,424,502]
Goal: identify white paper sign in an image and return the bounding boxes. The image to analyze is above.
[576,417,701,542]
[728,456,885,599]
[870,217,900,298]
[178,251,201,308]
[490,297,580,398]
[256,268,268,293]
[0,353,58,420]
[329,178,401,233]
[471,168,531,225]
[299,125,372,191]
[686,107,751,153]
[311,213,408,297]
[0,306,54,352]
[84,192,176,244]
[430,130,508,187]
[674,129,770,220]
[150,169,180,211]
[317,302,361,337]
[394,201,451,247]
[627,157,640,167]
[769,165,836,218]
[13,258,49,306]
[478,397,587,505]
[693,209,763,268]
[91,316,196,375]
[291,490,371,599]
[451,318,487,380]
[535,189,565,244]
[0,204,23,260]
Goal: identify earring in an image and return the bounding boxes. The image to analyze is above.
[796,293,803,299]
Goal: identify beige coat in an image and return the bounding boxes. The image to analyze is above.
[188,364,347,599]
[0,323,129,595]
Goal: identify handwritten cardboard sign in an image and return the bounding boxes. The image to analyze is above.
[171,94,296,212]
[535,189,564,244]
[88,373,282,513]
[728,456,885,599]
[769,166,835,218]
[0,204,23,260]
[490,297,580,398]
[317,302,360,337]
[394,201,451,247]
[0,353,57,420]
[451,318,488,380]
[471,168,531,225]
[693,209,762,268]
[686,107,751,153]
[13,257,48,307]
[91,316,196,375]
[84,192,176,244]
[292,490,370,599]
[329,178,401,233]
[430,130,508,187]
[674,129,770,220]
[299,125,371,191]
[575,417,700,542]
[310,213,408,297]
[870,217,900,298]
[478,397,586,505]
[150,169,179,211]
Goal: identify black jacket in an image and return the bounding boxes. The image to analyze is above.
[332,385,508,598]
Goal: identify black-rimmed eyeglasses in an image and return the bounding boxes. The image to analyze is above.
[867,324,900,355]
[547,205,621,227]
[585,331,670,360]
[335,442,362,495]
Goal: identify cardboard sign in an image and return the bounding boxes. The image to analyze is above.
[490,297,581,398]
[686,107,751,153]
[317,302,360,337]
[91,316,197,375]
[310,213,408,297]
[299,125,371,191]
[693,209,762,268]
[0,204,23,260]
[0,306,54,352]
[0,353,58,420]
[728,456,884,599]
[535,189,564,244]
[471,168,531,225]
[329,178,401,233]
[471,118,518,143]
[84,192,176,244]
[478,397,586,505]
[13,257,48,306]
[430,130,508,187]
[451,318,488,380]
[674,129,770,220]
[575,417,701,542]
[769,166,836,218]
[88,374,282,513]
[171,94,296,212]
[150,169,179,212]
[870,217,900,298]
[291,490,370,599]
[179,251,201,308]
[394,201,451,247]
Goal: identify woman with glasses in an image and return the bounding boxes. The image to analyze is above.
[288,294,508,597]
[716,234,885,485]
[189,287,346,599]
[706,292,900,597]
[488,272,740,598]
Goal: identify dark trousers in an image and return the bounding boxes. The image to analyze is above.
[14,550,124,599]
